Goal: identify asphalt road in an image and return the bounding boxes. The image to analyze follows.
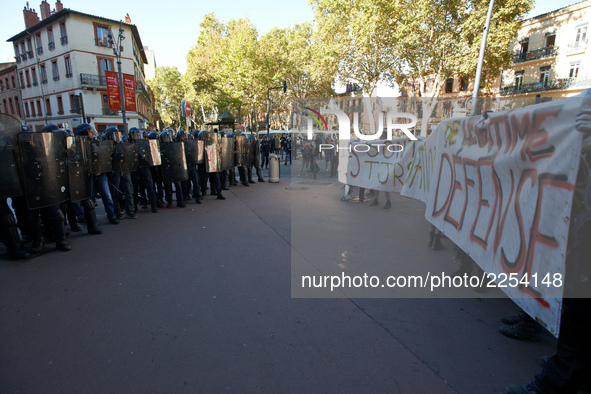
[1,157,557,393]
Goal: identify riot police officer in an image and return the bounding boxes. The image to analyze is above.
[147,131,165,207]
[176,129,201,204]
[159,128,186,208]
[198,129,225,200]
[74,123,119,225]
[250,135,265,182]
[129,127,159,213]
[104,126,136,219]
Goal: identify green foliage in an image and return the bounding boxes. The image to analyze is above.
[147,66,185,127]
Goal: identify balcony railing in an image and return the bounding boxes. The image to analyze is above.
[37,46,43,55]
[500,77,591,96]
[27,51,33,59]
[513,46,558,63]
[103,107,118,116]
[80,73,106,88]
[48,41,55,50]
[60,36,68,45]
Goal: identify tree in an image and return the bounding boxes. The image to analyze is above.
[147,66,185,128]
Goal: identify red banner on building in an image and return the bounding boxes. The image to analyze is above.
[105,70,120,110]
[123,73,137,112]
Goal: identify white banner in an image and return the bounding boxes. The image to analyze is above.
[404,97,586,336]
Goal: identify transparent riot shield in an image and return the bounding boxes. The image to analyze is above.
[66,136,92,202]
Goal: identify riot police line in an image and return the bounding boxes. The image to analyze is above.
[0,113,266,260]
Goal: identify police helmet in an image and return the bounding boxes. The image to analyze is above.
[187,133,194,140]
[22,125,33,132]
[42,124,60,133]
[147,131,159,140]
[128,127,143,142]
[159,130,173,143]
[74,123,99,139]
[104,126,122,142]
[227,133,236,138]
[198,130,207,141]
[175,129,188,142]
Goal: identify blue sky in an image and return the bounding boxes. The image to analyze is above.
[1,0,571,75]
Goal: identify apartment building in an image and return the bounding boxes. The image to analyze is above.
[7,1,153,132]
[0,62,23,122]
[501,0,591,100]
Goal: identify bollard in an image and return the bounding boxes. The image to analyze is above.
[269,154,280,183]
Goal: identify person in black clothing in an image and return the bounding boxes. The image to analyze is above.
[260,135,271,169]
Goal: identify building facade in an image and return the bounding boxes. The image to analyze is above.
[7,1,153,133]
[0,62,24,122]
[501,0,591,100]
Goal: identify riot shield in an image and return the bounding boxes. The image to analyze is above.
[113,142,139,175]
[18,132,69,209]
[184,139,199,165]
[221,135,235,171]
[0,114,24,199]
[66,136,92,202]
[137,139,161,168]
[235,135,247,167]
[197,140,204,164]
[204,132,221,173]
[90,140,114,175]
[160,142,188,182]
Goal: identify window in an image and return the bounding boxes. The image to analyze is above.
[47,27,55,50]
[5,77,9,89]
[98,58,114,80]
[575,25,588,48]
[64,56,72,78]
[52,60,59,81]
[569,63,580,78]
[445,78,454,93]
[31,67,38,86]
[25,70,31,88]
[515,70,524,89]
[69,94,76,114]
[30,101,36,117]
[20,42,26,60]
[459,78,468,91]
[15,97,21,117]
[45,98,51,115]
[95,23,111,47]
[59,22,68,45]
[545,33,556,48]
[36,100,42,116]
[520,39,529,54]
[24,102,30,118]
[13,44,20,62]
[26,39,33,58]
[35,34,43,55]
[11,76,15,89]
[539,66,551,85]
[8,98,14,115]
[2,99,7,113]
[19,71,25,89]
[40,64,48,84]
[57,96,64,115]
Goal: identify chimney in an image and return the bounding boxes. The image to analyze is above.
[125,13,131,23]
[55,0,63,12]
[24,3,41,29]
[39,0,51,20]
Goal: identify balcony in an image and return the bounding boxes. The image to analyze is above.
[103,107,118,116]
[48,41,55,50]
[21,54,27,61]
[27,51,33,59]
[60,36,68,45]
[500,77,591,96]
[80,73,106,88]
[36,46,43,55]
[513,46,558,63]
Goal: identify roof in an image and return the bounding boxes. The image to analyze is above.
[525,0,589,22]
[7,8,148,64]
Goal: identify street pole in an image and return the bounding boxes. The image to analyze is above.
[471,0,495,116]
[110,22,127,137]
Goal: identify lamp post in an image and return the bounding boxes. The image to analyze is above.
[108,22,127,137]
[471,0,495,116]
[266,81,287,136]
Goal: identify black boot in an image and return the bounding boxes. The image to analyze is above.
[84,203,103,235]
[2,214,30,260]
[52,208,71,252]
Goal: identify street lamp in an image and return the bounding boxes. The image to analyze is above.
[266,81,287,136]
[108,22,127,137]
